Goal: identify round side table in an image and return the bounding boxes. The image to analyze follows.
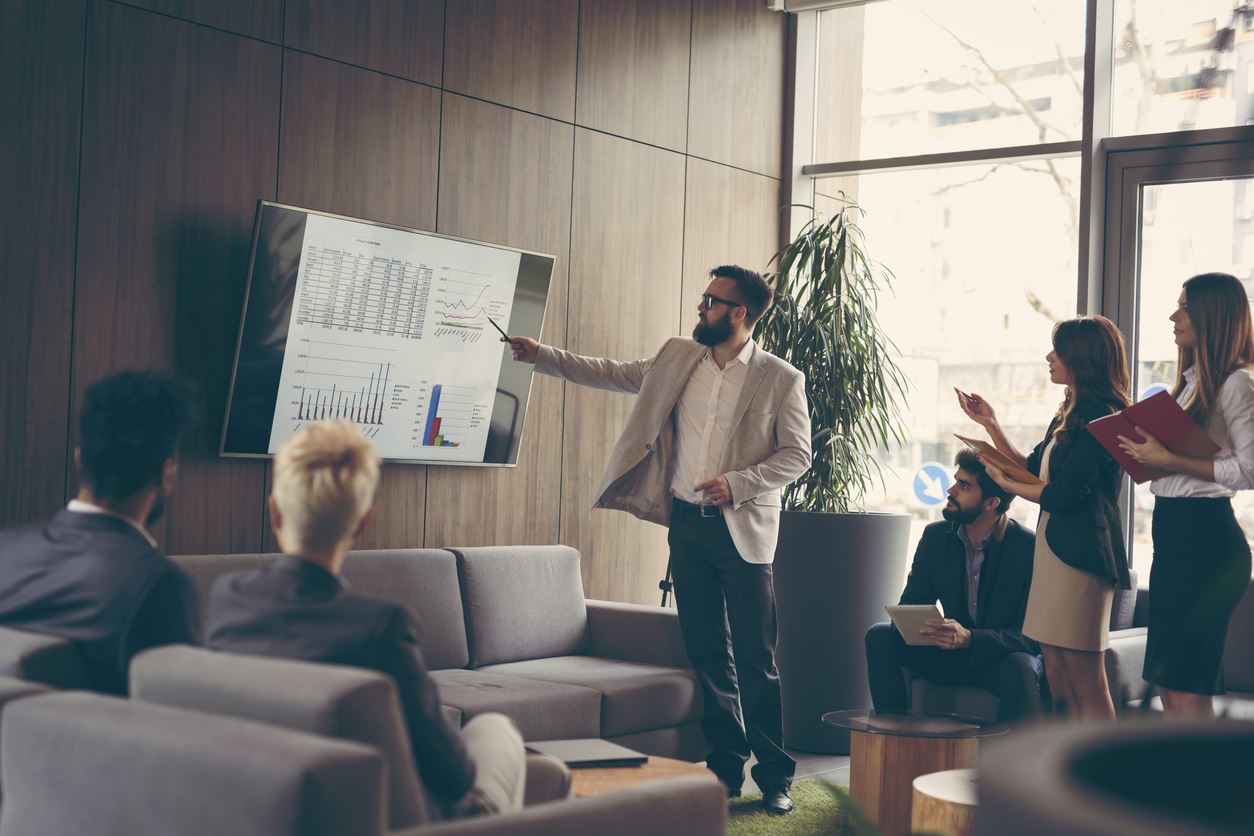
[912,767,977,835]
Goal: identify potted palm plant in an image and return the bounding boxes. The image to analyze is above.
[761,196,913,754]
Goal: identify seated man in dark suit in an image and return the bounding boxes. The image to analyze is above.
[206,419,525,818]
[865,449,1044,722]
[0,370,200,694]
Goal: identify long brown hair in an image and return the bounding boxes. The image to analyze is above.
[1051,316,1132,444]
[1173,272,1254,425]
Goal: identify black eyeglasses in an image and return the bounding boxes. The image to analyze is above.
[701,292,744,310]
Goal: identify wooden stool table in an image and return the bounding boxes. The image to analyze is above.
[912,768,977,835]
[823,711,1005,836]
[569,755,717,798]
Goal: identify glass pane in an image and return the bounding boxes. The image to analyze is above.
[842,158,1081,566]
[1131,177,1254,579]
[1112,1,1251,136]
[815,1,1086,163]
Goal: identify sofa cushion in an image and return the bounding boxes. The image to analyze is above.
[0,626,91,689]
[1,692,384,836]
[174,549,470,670]
[1109,569,1139,631]
[430,669,601,740]
[339,550,468,670]
[452,546,589,667]
[479,656,701,737]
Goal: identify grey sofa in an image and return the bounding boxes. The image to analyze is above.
[172,545,707,760]
[0,691,727,836]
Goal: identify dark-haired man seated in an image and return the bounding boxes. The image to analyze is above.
[0,370,200,694]
[206,420,526,819]
[864,450,1044,723]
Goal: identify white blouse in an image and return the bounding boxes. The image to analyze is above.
[1151,366,1254,498]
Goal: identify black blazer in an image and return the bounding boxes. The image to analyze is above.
[899,518,1040,666]
[1026,401,1132,589]
[0,510,201,694]
[205,555,475,809]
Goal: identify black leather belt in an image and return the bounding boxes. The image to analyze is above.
[672,497,723,518]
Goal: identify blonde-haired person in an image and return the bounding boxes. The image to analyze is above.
[1119,273,1254,716]
[959,316,1133,720]
[206,420,527,817]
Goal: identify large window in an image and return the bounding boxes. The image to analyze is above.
[798,0,1254,579]
[810,1,1085,559]
[817,0,1086,161]
[1112,0,1254,136]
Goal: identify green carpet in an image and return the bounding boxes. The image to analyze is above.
[727,780,865,836]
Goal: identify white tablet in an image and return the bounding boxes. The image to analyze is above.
[885,604,944,647]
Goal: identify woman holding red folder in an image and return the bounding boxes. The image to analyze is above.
[1118,272,1254,716]
[958,316,1132,719]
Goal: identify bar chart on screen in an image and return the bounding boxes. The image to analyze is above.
[270,337,409,445]
[418,382,478,448]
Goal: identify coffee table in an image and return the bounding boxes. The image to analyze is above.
[823,710,1006,836]
[569,755,716,798]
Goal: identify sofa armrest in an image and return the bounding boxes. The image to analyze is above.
[412,776,726,836]
[1106,627,1151,709]
[586,601,691,669]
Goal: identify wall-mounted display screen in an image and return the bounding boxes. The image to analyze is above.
[221,201,553,466]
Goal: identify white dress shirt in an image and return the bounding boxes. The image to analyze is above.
[67,499,158,548]
[670,339,756,504]
[1151,366,1254,498]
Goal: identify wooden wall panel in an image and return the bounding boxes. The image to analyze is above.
[562,130,685,603]
[0,0,83,528]
[427,95,573,548]
[115,0,283,41]
[576,0,691,152]
[74,1,278,552]
[444,0,578,121]
[815,6,864,167]
[275,51,441,551]
[688,0,786,177]
[285,0,443,86]
[680,158,782,322]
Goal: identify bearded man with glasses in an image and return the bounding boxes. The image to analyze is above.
[504,265,812,816]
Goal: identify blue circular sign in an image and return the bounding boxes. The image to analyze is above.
[912,462,952,507]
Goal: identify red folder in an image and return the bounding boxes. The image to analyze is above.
[1086,391,1220,484]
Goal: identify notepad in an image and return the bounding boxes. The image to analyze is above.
[886,604,944,647]
[1086,391,1220,484]
[953,435,1043,485]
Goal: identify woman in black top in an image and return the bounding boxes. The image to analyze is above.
[1119,273,1254,716]
[959,316,1132,719]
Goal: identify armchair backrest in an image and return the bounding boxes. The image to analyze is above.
[0,691,384,836]
[130,645,431,829]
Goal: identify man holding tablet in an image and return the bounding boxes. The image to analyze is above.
[864,450,1044,723]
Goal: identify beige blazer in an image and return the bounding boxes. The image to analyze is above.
[535,337,812,564]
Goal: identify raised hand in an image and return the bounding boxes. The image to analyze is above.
[955,387,998,428]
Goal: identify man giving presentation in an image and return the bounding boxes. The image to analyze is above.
[505,265,812,816]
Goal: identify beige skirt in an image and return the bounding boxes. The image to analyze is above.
[1022,509,1114,652]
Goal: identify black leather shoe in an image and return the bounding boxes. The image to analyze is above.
[762,786,794,816]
